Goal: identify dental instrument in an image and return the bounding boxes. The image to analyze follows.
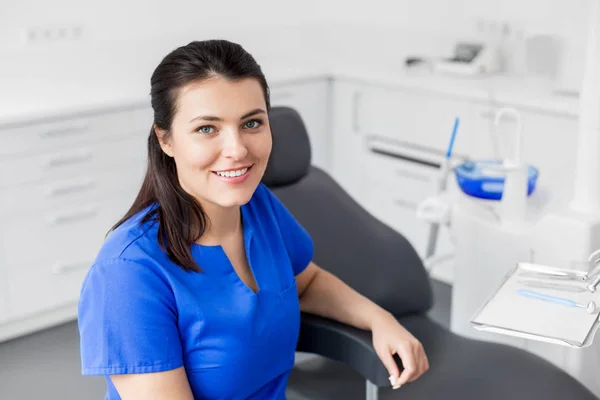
[518,272,588,282]
[517,262,589,280]
[516,289,597,314]
[517,280,588,293]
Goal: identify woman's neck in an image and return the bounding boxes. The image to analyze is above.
[197,202,242,246]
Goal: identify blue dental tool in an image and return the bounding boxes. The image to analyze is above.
[517,289,597,314]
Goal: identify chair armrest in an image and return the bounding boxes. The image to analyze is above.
[296,312,403,387]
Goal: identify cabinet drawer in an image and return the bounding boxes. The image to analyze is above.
[7,256,91,320]
[364,136,443,192]
[0,161,145,215]
[2,197,136,270]
[0,134,147,188]
[0,106,152,159]
[356,85,481,156]
[366,181,430,255]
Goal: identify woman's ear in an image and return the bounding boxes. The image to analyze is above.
[154,125,174,157]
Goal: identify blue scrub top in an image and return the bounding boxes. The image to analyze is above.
[78,183,314,399]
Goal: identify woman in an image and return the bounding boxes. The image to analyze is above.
[78,39,428,400]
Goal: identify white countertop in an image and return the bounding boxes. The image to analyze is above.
[0,23,581,126]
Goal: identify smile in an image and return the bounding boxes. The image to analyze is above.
[214,167,249,177]
[212,165,253,183]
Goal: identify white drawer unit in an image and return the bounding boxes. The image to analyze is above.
[6,256,94,320]
[0,105,152,159]
[0,103,154,339]
[0,161,145,215]
[0,134,147,188]
[2,195,138,271]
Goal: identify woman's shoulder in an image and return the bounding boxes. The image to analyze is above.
[82,204,173,299]
[94,204,162,268]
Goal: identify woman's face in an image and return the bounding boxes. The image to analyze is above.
[157,77,272,210]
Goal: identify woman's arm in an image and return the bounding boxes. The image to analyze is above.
[110,367,194,400]
[296,262,429,389]
[296,262,382,330]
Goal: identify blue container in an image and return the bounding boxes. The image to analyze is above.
[454,160,539,200]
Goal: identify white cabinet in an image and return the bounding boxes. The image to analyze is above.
[329,80,368,205]
[270,78,332,172]
[0,105,150,340]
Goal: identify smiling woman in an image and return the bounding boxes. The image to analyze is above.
[77,39,429,400]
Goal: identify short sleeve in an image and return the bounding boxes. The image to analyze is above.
[77,258,184,375]
[261,185,314,276]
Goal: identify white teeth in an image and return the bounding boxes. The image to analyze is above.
[216,167,248,178]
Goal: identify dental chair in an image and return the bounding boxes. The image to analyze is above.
[262,106,598,400]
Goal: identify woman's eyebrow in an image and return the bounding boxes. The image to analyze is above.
[189,108,266,123]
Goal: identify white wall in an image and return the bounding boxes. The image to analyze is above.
[0,0,594,98]
[0,0,593,52]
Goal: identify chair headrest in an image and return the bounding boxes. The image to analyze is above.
[262,106,311,187]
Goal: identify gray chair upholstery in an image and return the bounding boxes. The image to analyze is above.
[263,106,598,400]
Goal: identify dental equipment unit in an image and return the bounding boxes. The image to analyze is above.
[416,1,600,397]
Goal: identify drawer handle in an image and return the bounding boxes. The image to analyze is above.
[369,147,441,170]
[46,178,95,197]
[48,206,98,225]
[52,259,92,275]
[393,198,418,210]
[45,150,93,167]
[40,122,89,139]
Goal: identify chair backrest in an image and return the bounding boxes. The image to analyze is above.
[263,107,433,316]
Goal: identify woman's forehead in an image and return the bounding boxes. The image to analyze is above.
[175,78,266,120]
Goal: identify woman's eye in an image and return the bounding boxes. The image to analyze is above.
[244,119,262,129]
[196,125,215,134]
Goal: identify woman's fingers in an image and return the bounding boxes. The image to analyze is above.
[377,346,400,387]
[396,339,428,386]
[395,342,418,387]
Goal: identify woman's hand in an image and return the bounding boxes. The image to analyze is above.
[370,311,429,389]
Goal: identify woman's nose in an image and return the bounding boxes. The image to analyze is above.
[221,130,248,160]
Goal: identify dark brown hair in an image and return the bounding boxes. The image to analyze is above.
[110,39,271,272]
